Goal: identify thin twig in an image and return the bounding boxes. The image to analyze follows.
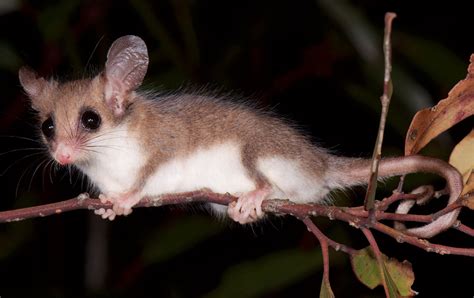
[302,217,356,255]
[364,12,397,216]
[373,222,474,256]
[455,223,474,237]
[432,193,473,219]
[375,192,424,211]
[302,218,331,286]
[271,200,474,256]
[362,227,391,297]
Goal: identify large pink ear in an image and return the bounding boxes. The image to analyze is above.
[104,35,149,116]
[18,67,56,111]
[19,66,48,100]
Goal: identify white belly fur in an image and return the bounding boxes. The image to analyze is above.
[143,142,328,204]
[80,129,328,205]
[142,141,256,196]
[257,157,328,203]
[78,124,145,194]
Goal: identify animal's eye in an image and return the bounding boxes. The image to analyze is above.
[41,117,55,139]
[81,110,101,131]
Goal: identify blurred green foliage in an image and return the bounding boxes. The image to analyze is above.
[142,216,223,264]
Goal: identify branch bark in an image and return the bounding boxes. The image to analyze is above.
[0,190,472,256]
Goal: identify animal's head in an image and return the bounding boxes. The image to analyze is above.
[19,35,149,165]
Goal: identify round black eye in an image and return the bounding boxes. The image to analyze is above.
[41,117,55,139]
[81,110,101,131]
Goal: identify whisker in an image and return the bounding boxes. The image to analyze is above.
[81,172,89,192]
[58,167,71,184]
[52,161,61,182]
[79,148,104,155]
[41,159,55,189]
[82,131,129,143]
[16,157,46,197]
[49,160,56,185]
[83,35,104,78]
[66,110,75,141]
[28,158,51,192]
[86,128,129,137]
[0,147,46,157]
[68,165,73,185]
[85,145,125,151]
[85,148,125,156]
[0,135,43,144]
[0,152,46,176]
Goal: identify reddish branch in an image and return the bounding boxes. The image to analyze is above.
[302,218,332,290]
[362,228,391,297]
[0,190,472,257]
[303,217,356,255]
[364,12,396,215]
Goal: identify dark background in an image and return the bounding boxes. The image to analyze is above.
[0,0,473,297]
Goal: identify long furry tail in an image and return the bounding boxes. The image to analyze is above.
[326,155,463,238]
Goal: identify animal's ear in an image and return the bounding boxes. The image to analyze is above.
[19,66,47,98]
[104,35,149,116]
[18,67,52,110]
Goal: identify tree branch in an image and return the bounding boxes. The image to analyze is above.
[303,217,356,255]
[362,227,392,297]
[302,218,332,289]
[364,12,396,214]
[1,190,471,257]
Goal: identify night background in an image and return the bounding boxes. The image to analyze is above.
[0,0,473,297]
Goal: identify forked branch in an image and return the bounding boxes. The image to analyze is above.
[0,190,472,257]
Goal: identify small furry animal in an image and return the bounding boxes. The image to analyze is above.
[18,35,462,238]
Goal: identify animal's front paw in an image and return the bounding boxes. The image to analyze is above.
[95,193,138,220]
[94,207,117,221]
[94,194,118,220]
[227,187,271,224]
[112,192,141,216]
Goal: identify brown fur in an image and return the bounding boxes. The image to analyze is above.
[18,35,463,238]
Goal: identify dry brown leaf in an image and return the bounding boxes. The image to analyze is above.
[464,191,474,210]
[405,54,474,155]
[449,129,474,182]
[449,129,474,195]
[461,171,474,196]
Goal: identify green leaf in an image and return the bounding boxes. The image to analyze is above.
[381,261,401,298]
[142,215,223,264]
[320,277,335,298]
[204,248,324,298]
[350,247,416,297]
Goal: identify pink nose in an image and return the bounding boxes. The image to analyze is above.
[55,143,75,165]
[57,152,72,165]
